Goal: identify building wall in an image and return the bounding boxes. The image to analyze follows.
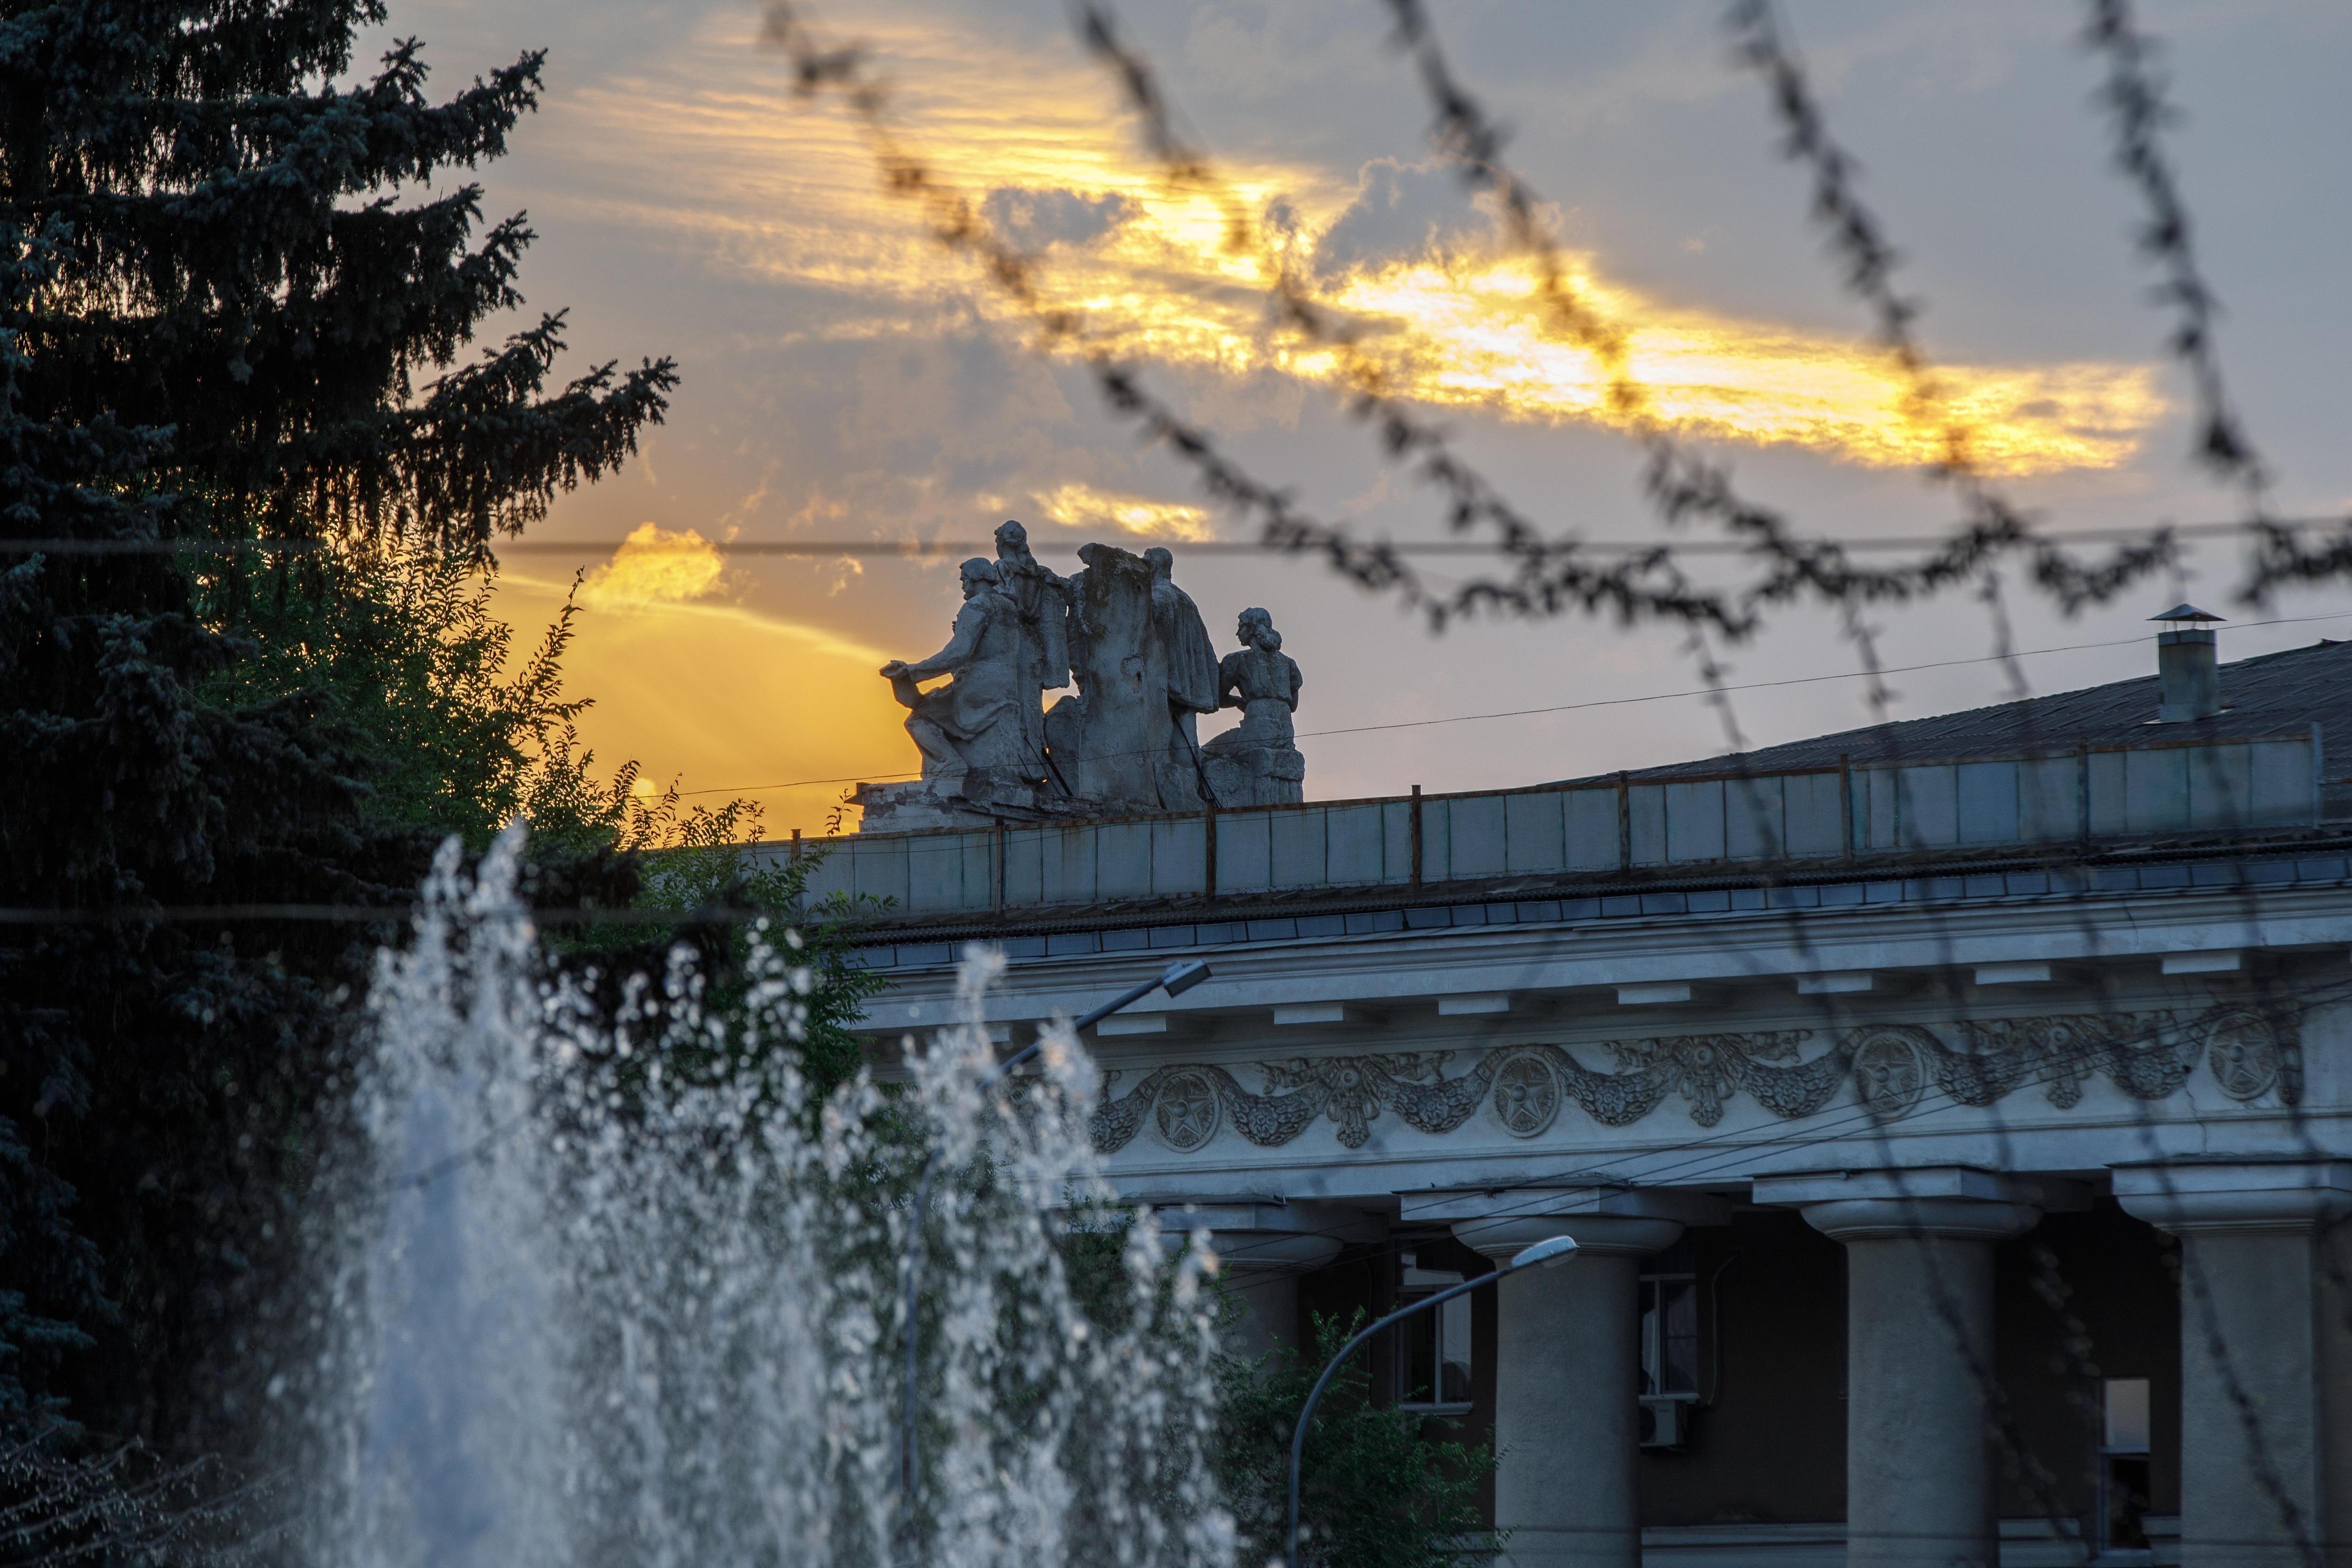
[1266,1199,2186,1534]
[1640,1211,1849,1527]
[1992,1201,2183,1520]
[845,812,2351,1548]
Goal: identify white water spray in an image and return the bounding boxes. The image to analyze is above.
[309,829,1236,1568]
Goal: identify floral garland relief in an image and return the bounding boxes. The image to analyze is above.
[1087,1006,2301,1155]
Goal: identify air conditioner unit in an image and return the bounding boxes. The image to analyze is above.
[1638,1396,1691,1449]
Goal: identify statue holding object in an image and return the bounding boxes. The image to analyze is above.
[858,525,1304,829]
[874,558,1038,819]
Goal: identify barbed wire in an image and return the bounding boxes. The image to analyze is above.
[2079,0,2352,611]
[1707,9,2327,1535]
[753,1,1453,630]
[1682,617,2095,1552]
[1379,0,2175,623]
[1032,4,2340,1548]
[10,2,2339,1553]
[599,1,2347,1551]
[0,1436,253,1568]
[0,513,2328,559]
[1075,5,1741,637]
[2081,0,2269,508]
[752,0,2192,654]
[1052,65,2322,1523]
[1151,638,2340,1552]
[1714,20,2333,1504]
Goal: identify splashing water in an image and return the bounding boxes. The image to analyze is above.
[307,829,1236,1568]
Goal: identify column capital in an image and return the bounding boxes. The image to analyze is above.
[1796,1198,2038,1245]
[1199,1231,1343,1274]
[1400,1184,1728,1261]
[2111,1158,2352,1235]
[1753,1167,2043,1244]
[1452,1213,1686,1261]
[1137,1196,1364,1274]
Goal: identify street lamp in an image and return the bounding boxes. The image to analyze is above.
[900,958,1213,1501]
[1286,1233,1579,1568]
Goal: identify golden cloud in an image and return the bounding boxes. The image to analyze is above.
[550,8,2162,479]
[1319,258,2160,474]
[1033,481,1219,542]
[577,523,727,610]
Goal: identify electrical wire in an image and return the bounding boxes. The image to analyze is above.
[0,513,2344,560]
[671,605,2352,796]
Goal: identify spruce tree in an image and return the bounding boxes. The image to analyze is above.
[0,0,675,1465]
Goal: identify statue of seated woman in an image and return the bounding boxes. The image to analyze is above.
[1200,606,1306,806]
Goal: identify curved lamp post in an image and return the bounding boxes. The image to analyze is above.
[1286,1233,1580,1568]
[900,957,1213,1501]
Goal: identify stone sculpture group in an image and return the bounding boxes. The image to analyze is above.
[861,522,1305,829]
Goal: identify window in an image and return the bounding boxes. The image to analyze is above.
[1395,1252,1474,1411]
[2096,1377,2153,1558]
[1638,1269,1700,1449]
[1640,1273,1700,1397]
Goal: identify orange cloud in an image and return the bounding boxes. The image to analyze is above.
[1033,481,1219,542]
[547,8,2164,478]
[578,522,726,609]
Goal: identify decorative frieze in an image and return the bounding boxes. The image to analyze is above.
[1089,1006,2300,1154]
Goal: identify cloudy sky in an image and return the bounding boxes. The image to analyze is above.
[372,0,2352,836]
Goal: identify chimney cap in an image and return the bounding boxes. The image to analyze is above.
[2150,603,2224,624]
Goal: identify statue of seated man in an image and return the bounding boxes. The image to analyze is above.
[879,557,1034,795]
[1200,605,1306,806]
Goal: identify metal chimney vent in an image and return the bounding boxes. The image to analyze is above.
[2150,604,2223,723]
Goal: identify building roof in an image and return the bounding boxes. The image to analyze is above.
[1596,637,2352,788]
[818,636,2352,957]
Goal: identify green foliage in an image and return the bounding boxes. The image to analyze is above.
[0,0,677,1463]
[213,544,589,844]
[0,207,382,1457]
[1214,1311,1500,1568]
[1055,1222,1501,1568]
[210,528,892,1106]
[0,27,898,1562]
[211,538,749,854]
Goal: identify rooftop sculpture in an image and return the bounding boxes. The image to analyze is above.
[858,527,1304,829]
[1201,606,1305,807]
[876,558,1032,810]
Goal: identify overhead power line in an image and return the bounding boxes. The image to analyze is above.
[672,606,2352,797]
[0,514,2345,559]
[0,903,784,927]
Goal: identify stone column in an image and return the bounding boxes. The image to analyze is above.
[2114,1161,2352,1568]
[1148,1199,1352,1366]
[2322,1214,2352,1568]
[1207,1232,1341,1364]
[1756,1169,2042,1568]
[1403,1187,1727,1568]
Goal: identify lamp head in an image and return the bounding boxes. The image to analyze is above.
[1160,959,1211,997]
[1508,1235,1578,1271]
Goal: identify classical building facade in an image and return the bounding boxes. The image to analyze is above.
[796,629,2352,1568]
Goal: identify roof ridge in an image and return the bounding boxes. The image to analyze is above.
[1558,637,2352,787]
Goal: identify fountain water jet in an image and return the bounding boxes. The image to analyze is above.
[307,828,1237,1568]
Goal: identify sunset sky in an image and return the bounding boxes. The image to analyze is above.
[373,0,2352,837]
